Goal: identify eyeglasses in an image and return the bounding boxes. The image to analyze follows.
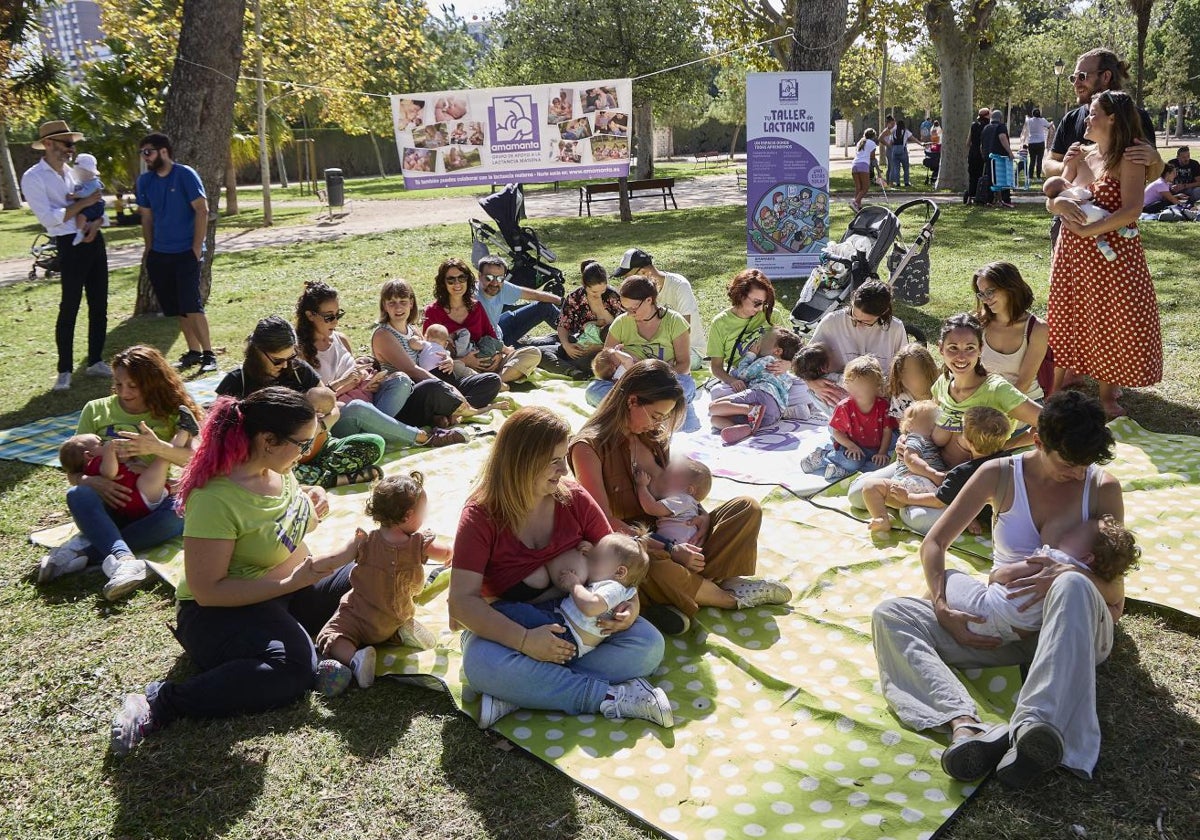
[55,139,76,149]
[622,299,647,315]
[481,272,507,283]
[139,148,159,157]
[1068,71,1095,84]
[317,309,345,323]
[444,273,468,285]
[286,435,316,455]
[636,403,673,425]
[849,311,880,328]
[746,297,767,309]
[975,288,998,301]
[267,351,297,366]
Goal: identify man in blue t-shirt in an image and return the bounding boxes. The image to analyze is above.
[475,254,561,344]
[136,132,216,373]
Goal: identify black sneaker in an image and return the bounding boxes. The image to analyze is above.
[176,404,200,437]
[641,603,690,636]
[175,350,203,370]
[198,352,218,373]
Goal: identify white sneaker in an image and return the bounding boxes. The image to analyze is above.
[85,360,113,377]
[398,618,437,650]
[102,553,150,601]
[478,693,519,729]
[52,372,72,392]
[801,446,829,474]
[350,646,376,689]
[37,535,91,583]
[600,677,674,728]
[722,578,793,609]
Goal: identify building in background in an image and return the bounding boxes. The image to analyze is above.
[39,0,110,86]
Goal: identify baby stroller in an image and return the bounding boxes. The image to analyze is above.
[29,233,60,281]
[792,198,941,328]
[922,146,941,186]
[468,183,565,296]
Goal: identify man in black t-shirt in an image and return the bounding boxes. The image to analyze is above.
[964,108,990,204]
[1169,146,1200,201]
[980,110,1014,206]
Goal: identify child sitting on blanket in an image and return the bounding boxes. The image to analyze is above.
[315,471,452,696]
[710,326,803,444]
[58,405,199,525]
[887,343,938,421]
[591,345,639,382]
[633,457,712,546]
[943,515,1139,642]
[802,355,896,483]
[293,387,385,488]
[1043,175,1139,261]
[860,400,946,533]
[887,406,1011,535]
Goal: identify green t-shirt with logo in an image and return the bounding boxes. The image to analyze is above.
[177,472,315,601]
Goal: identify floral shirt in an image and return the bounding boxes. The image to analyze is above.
[560,286,622,337]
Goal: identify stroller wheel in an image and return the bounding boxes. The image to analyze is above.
[28,269,37,281]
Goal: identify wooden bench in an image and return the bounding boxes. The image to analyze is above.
[736,168,746,190]
[578,178,677,216]
[694,150,729,168]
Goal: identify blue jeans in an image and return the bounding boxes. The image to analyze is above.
[66,483,184,564]
[461,611,664,714]
[826,444,895,474]
[499,301,560,344]
[890,146,910,186]
[586,372,700,432]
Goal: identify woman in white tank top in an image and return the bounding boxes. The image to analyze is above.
[972,262,1048,401]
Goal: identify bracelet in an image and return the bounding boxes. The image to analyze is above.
[650,531,677,553]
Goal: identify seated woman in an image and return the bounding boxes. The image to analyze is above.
[422,258,534,389]
[802,280,908,406]
[41,345,201,600]
[872,391,1126,788]
[570,360,791,635]
[109,387,362,755]
[585,276,699,431]
[218,316,384,486]
[707,268,789,399]
[551,259,623,377]
[293,280,463,448]
[973,262,1050,401]
[449,405,669,730]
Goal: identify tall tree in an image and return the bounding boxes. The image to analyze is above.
[925,0,998,193]
[1127,0,1156,106]
[1,0,57,210]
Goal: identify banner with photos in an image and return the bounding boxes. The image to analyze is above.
[390,79,633,189]
[745,72,832,278]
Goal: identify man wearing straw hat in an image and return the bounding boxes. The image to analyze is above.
[21,120,111,391]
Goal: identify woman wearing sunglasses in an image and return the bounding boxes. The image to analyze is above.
[110,387,363,756]
[419,259,510,398]
[294,280,463,449]
[707,269,790,398]
[217,316,384,487]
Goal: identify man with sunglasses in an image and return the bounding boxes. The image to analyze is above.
[21,120,111,391]
[136,132,217,373]
[475,255,561,346]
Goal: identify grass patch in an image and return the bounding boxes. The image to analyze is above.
[1,202,1198,839]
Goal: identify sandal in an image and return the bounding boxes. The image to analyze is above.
[334,465,383,487]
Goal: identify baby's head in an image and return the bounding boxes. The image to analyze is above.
[1058,515,1140,583]
[792,342,831,381]
[960,406,1010,458]
[366,471,427,533]
[305,385,337,418]
[589,532,651,587]
[888,343,939,398]
[424,323,451,348]
[663,456,712,502]
[591,346,629,381]
[759,327,801,362]
[59,433,103,473]
[843,355,884,402]
[900,400,940,438]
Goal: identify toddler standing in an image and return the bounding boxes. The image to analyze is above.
[802,355,896,482]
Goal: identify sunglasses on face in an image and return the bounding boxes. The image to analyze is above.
[746,297,767,309]
[1068,71,1095,84]
[139,148,160,157]
[482,272,507,283]
[56,140,76,149]
[444,274,468,285]
[287,435,315,455]
[267,351,297,366]
[317,309,345,323]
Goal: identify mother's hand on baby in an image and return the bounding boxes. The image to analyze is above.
[766,359,789,375]
[116,421,165,458]
[1005,554,1074,611]
[670,542,705,573]
[83,474,132,507]
[935,603,1003,649]
[598,601,637,635]
[686,511,710,547]
[808,377,847,406]
[1050,197,1088,226]
[522,624,576,663]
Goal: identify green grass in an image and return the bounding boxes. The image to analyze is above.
[2,203,1199,839]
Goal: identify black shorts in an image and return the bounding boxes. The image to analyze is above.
[146,249,203,316]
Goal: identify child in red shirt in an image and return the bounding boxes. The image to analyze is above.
[802,355,896,482]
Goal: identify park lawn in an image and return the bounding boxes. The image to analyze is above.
[1,203,1198,840]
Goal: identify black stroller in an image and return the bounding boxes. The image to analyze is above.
[29,232,60,281]
[922,147,941,186]
[792,198,940,329]
[468,184,566,296]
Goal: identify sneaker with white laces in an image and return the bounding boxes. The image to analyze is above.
[110,693,158,756]
[37,535,91,583]
[102,553,150,601]
[801,446,829,474]
[824,462,852,483]
[600,678,673,728]
[397,618,437,650]
[478,693,520,729]
[85,360,113,377]
[721,578,793,609]
[199,352,219,373]
[52,372,72,392]
[350,646,377,689]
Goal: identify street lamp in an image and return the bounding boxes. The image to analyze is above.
[1053,59,1065,122]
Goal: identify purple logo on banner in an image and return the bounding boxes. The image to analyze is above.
[778,79,799,102]
[488,94,541,152]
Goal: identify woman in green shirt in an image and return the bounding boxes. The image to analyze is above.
[706,269,789,398]
[110,387,361,755]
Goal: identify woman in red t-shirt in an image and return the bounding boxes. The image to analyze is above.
[449,406,670,730]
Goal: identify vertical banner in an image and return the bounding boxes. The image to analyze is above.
[745,72,832,278]
[390,79,632,189]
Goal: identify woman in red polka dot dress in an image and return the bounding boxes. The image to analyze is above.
[1046,90,1162,418]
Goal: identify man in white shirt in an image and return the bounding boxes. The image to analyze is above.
[612,247,706,369]
[21,120,110,391]
[1020,108,1053,180]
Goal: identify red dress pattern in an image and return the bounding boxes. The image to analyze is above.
[1048,175,1162,387]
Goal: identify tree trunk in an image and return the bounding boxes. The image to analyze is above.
[1134,10,1151,108]
[617,176,632,223]
[632,99,653,180]
[136,0,247,314]
[0,116,22,210]
[276,144,289,188]
[878,38,889,131]
[369,133,387,178]
[1177,103,1185,138]
[729,122,742,157]
[787,0,849,87]
[224,157,239,215]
